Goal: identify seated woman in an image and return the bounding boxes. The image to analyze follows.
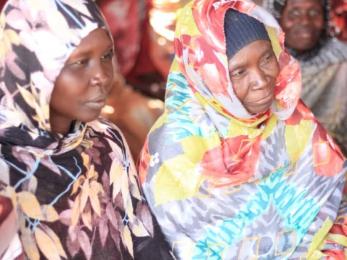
[0,0,172,259]
[262,0,347,155]
[139,0,347,258]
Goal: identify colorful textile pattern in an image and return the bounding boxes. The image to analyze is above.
[139,0,347,259]
[263,0,347,155]
[0,1,154,259]
[330,0,347,42]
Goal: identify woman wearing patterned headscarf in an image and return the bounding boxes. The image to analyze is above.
[262,0,347,155]
[0,0,172,259]
[139,0,347,258]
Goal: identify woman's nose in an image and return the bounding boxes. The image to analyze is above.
[300,13,311,26]
[250,68,267,90]
[90,62,109,87]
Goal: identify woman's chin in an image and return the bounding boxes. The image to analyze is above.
[247,102,273,115]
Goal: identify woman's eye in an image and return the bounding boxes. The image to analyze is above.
[308,9,321,17]
[289,9,301,17]
[101,49,114,61]
[230,69,245,79]
[69,59,88,67]
[261,53,274,64]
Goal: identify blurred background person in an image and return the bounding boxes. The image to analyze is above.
[262,0,347,155]
[98,0,166,100]
[102,72,164,161]
[97,0,164,160]
[330,0,347,42]
[148,0,190,79]
[97,0,188,160]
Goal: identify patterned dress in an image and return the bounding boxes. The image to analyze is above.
[0,0,172,259]
[139,0,347,259]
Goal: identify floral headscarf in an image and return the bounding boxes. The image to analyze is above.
[330,0,347,42]
[0,0,154,259]
[139,0,347,258]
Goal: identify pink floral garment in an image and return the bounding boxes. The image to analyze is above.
[0,1,169,259]
[139,0,347,259]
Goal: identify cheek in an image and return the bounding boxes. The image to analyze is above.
[232,80,248,102]
[314,20,324,32]
[51,76,86,108]
[280,17,293,32]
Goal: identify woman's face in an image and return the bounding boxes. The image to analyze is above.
[50,28,114,134]
[280,0,324,53]
[228,40,279,115]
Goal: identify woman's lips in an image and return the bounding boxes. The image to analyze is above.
[246,92,274,107]
[85,97,107,109]
[294,28,315,40]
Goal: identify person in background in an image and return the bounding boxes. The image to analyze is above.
[98,0,167,100]
[99,0,188,101]
[0,0,172,259]
[139,0,347,258]
[148,0,190,79]
[330,0,347,42]
[97,0,165,161]
[101,72,164,161]
[98,0,192,161]
[97,0,142,77]
[262,0,347,155]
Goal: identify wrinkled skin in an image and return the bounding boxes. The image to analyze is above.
[228,40,280,114]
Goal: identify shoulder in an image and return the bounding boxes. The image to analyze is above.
[87,118,126,139]
[86,118,129,152]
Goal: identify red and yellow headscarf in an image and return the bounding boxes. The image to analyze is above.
[139,0,346,259]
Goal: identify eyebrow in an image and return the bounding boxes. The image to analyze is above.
[229,45,273,69]
[69,43,114,59]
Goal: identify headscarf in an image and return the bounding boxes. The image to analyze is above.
[0,0,153,259]
[139,0,347,258]
[262,0,347,154]
[330,0,347,42]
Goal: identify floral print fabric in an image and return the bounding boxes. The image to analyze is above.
[139,0,347,259]
[0,0,154,259]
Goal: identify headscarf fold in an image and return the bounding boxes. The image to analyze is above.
[0,1,154,259]
[139,0,346,258]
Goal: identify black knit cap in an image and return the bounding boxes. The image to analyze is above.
[224,9,270,59]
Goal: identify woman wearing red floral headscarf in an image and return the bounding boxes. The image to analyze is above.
[139,0,347,258]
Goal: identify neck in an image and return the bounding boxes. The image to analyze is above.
[49,112,73,135]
